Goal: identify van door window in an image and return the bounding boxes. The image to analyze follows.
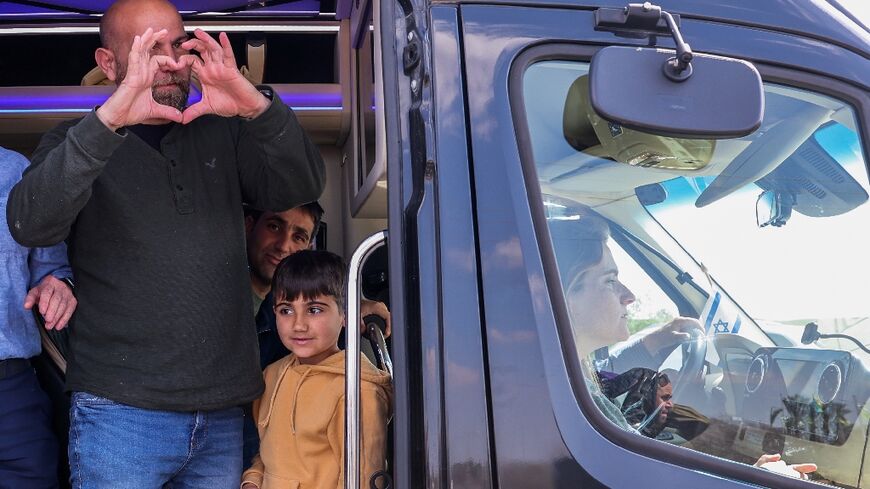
[523,59,869,488]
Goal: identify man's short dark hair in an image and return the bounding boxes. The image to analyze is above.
[272,249,346,310]
[244,201,324,238]
[298,201,324,238]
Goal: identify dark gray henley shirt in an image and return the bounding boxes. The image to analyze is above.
[6,94,325,411]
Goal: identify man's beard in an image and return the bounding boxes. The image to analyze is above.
[116,63,190,113]
[152,76,190,112]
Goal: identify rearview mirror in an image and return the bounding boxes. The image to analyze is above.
[589,46,764,139]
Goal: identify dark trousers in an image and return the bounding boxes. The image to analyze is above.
[0,364,59,489]
[241,404,260,471]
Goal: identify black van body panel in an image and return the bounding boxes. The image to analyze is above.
[433,0,869,59]
[383,1,867,487]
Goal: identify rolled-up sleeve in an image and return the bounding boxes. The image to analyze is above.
[27,242,72,289]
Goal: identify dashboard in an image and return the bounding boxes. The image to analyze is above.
[740,347,869,448]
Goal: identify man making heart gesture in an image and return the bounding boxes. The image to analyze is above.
[5,0,325,487]
[95,25,274,130]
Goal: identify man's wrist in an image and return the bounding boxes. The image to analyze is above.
[239,86,273,120]
[241,93,271,120]
[96,86,137,131]
[257,86,274,101]
[59,277,75,292]
[96,105,124,132]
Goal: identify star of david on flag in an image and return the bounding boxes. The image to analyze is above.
[700,291,743,336]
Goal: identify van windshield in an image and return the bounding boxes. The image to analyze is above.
[524,59,869,488]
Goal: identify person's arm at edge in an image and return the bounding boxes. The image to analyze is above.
[235,90,326,213]
[360,299,391,337]
[28,242,73,289]
[7,114,125,247]
[27,242,76,330]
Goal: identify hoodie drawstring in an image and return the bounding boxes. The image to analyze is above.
[290,367,311,434]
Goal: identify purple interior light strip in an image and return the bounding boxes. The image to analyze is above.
[0,0,323,17]
[0,2,90,15]
[234,0,320,15]
[0,93,110,111]
[0,88,342,113]
[0,1,256,13]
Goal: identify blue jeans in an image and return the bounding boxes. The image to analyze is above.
[69,392,243,489]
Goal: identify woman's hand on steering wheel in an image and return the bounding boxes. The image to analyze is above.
[643,317,704,356]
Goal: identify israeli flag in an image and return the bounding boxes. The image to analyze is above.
[701,291,743,335]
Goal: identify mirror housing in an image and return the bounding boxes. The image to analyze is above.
[801,322,820,345]
[589,46,764,139]
[756,189,794,228]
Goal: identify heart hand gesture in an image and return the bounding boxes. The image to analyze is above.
[96,28,191,131]
[180,29,270,124]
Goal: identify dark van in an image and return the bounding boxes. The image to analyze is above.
[1,0,868,488]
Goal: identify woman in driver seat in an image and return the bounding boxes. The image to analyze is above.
[549,208,817,480]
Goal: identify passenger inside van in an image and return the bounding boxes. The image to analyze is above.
[548,210,818,480]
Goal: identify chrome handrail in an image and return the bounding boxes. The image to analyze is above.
[345,230,387,489]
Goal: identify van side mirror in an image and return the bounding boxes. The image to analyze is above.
[589,46,764,139]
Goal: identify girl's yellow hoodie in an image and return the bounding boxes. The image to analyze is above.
[241,350,393,489]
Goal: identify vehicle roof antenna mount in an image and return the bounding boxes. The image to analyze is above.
[595,2,694,82]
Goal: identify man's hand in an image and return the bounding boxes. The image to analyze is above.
[642,317,703,356]
[96,28,187,131]
[24,275,77,331]
[754,453,817,480]
[360,299,391,338]
[179,30,270,124]
[241,483,258,489]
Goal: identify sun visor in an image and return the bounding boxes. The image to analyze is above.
[563,75,600,150]
[563,75,715,171]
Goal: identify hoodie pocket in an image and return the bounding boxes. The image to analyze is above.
[262,472,300,489]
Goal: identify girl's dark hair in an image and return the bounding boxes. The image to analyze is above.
[272,249,347,310]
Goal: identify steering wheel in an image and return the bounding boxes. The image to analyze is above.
[671,327,707,397]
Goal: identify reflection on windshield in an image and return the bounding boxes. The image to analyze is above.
[644,120,868,346]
